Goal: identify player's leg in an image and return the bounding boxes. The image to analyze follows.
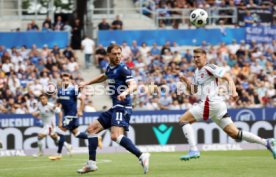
[179,108,201,161]
[77,120,104,174]
[49,127,68,160]
[33,133,46,157]
[71,127,88,139]
[212,100,276,160]
[223,122,276,159]
[110,126,150,174]
[111,108,150,174]
[111,126,142,157]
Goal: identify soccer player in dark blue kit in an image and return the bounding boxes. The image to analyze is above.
[77,44,150,174]
[48,73,90,160]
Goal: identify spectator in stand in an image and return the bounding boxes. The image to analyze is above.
[84,100,97,112]
[42,16,52,29]
[28,20,39,31]
[243,10,255,27]
[95,45,108,71]
[121,41,132,61]
[53,15,64,31]
[111,15,123,30]
[98,18,110,30]
[42,23,52,32]
[81,36,95,69]
[71,19,82,49]
[130,40,141,61]
[63,45,75,60]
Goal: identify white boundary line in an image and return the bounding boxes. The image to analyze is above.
[0,159,112,171]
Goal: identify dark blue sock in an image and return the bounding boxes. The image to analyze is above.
[57,134,65,154]
[88,136,98,161]
[76,132,88,139]
[119,136,142,158]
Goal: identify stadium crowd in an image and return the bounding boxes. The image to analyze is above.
[133,0,274,28]
[0,38,275,113]
[0,44,98,114]
[95,39,276,110]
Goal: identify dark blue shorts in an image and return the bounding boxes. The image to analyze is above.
[62,117,79,130]
[97,107,132,131]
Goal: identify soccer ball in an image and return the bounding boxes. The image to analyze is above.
[190,9,208,27]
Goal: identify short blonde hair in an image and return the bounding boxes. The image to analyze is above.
[193,48,207,55]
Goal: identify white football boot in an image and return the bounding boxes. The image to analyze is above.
[139,153,151,174]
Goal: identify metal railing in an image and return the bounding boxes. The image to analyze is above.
[0,0,238,28]
[154,7,238,27]
[89,6,238,28]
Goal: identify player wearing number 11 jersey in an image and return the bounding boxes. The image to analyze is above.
[77,44,150,174]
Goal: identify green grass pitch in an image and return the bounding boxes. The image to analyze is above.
[0,150,275,177]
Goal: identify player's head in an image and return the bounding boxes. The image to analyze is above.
[107,44,122,66]
[61,73,72,87]
[193,48,207,69]
[39,93,48,105]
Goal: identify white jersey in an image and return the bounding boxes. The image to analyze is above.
[189,64,233,129]
[192,64,225,102]
[36,102,56,125]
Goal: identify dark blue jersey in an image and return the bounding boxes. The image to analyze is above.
[57,85,79,117]
[105,62,134,107]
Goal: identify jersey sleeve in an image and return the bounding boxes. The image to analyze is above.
[121,66,134,83]
[205,64,226,78]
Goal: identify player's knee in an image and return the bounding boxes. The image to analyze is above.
[38,134,44,139]
[226,129,240,140]
[87,125,98,134]
[111,133,118,142]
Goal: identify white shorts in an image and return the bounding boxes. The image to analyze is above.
[189,99,233,129]
[39,123,56,135]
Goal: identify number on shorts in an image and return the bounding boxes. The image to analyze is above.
[116,112,123,121]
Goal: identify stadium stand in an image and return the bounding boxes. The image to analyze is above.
[0,0,275,114]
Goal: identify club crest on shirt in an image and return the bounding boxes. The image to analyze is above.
[201,73,204,78]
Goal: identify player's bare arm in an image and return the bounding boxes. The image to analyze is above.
[77,96,85,116]
[117,80,137,101]
[221,72,239,101]
[79,74,108,88]
[179,74,197,95]
[58,108,64,129]
[31,111,40,118]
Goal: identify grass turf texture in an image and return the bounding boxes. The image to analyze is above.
[0,150,275,177]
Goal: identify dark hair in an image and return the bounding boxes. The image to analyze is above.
[61,72,72,79]
[107,44,122,53]
[39,93,48,99]
[193,48,207,55]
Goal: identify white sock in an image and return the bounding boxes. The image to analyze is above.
[56,136,60,143]
[182,124,198,151]
[64,142,69,147]
[242,131,267,146]
[38,139,43,153]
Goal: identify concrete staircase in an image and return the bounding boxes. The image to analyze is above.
[76,51,112,111]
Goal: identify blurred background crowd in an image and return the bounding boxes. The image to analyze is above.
[0,38,275,114]
[0,0,275,114]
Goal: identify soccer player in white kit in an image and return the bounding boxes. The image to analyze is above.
[32,93,72,157]
[178,48,276,160]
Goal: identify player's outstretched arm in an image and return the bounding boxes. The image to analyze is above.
[77,96,84,117]
[179,73,197,95]
[31,111,40,118]
[79,74,108,88]
[221,72,239,101]
[58,108,63,129]
[117,80,137,101]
